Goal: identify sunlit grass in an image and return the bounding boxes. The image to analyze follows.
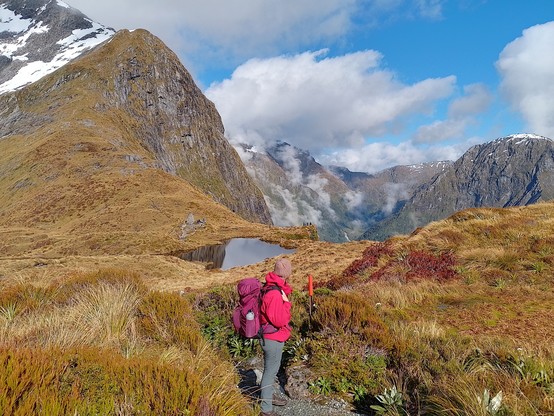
[0,202,553,414]
[359,280,449,309]
[299,203,554,414]
[0,269,254,416]
[72,281,141,347]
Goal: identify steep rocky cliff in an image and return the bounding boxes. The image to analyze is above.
[0,28,272,256]
[1,28,271,222]
[90,29,272,224]
[363,134,554,240]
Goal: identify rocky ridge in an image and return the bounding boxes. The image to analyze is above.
[94,29,272,224]
[363,134,554,240]
[0,26,272,256]
[1,1,273,228]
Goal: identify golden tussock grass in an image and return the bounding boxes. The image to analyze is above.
[294,203,554,414]
[0,187,553,414]
[0,269,254,416]
[359,279,450,309]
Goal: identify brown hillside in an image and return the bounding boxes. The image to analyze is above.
[0,29,276,260]
[0,28,369,291]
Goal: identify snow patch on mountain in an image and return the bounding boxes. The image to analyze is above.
[0,4,30,33]
[495,133,552,145]
[0,0,115,94]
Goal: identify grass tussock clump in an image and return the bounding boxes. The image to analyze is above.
[311,291,392,349]
[137,291,202,349]
[0,269,254,416]
[0,346,243,416]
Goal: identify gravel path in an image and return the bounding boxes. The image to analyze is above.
[271,398,364,415]
[238,366,365,416]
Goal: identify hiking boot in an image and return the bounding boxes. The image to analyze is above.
[272,394,287,406]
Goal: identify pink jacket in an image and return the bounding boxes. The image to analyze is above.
[260,272,292,342]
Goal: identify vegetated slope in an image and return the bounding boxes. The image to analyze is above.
[0,269,256,415]
[0,29,272,257]
[363,134,554,240]
[189,202,554,415]
[326,201,554,346]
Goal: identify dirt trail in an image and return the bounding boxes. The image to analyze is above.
[238,363,364,416]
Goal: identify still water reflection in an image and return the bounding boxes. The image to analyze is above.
[177,238,295,270]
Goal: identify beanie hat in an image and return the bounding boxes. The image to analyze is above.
[274,258,292,278]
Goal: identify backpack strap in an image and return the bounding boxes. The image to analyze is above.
[261,284,282,296]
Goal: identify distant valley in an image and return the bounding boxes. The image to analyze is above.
[241,134,554,242]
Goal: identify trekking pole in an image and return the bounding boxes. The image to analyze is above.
[308,274,314,330]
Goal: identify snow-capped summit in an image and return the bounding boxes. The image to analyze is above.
[501,133,552,144]
[0,0,114,94]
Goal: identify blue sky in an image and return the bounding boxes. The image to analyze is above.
[67,0,554,173]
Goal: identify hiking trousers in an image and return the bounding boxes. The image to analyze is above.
[260,339,284,413]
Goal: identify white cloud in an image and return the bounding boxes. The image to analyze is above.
[319,140,468,173]
[448,83,492,118]
[412,118,470,144]
[305,174,333,215]
[415,0,444,19]
[275,145,304,185]
[344,190,364,210]
[411,83,492,144]
[65,0,357,70]
[206,49,456,153]
[497,21,554,138]
[264,186,323,226]
[65,0,455,82]
[383,183,410,214]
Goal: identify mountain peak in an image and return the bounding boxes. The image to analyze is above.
[0,20,273,255]
[0,0,114,94]
[501,133,552,142]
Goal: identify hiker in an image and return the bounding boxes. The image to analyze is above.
[259,258,293,416]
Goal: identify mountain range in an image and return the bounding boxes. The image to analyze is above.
[241,141,450,241]
[362,133,554,240]
[242,133,554,242]
[1,0,553,251]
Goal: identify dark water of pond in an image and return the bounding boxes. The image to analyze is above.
[176,238,295,270]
